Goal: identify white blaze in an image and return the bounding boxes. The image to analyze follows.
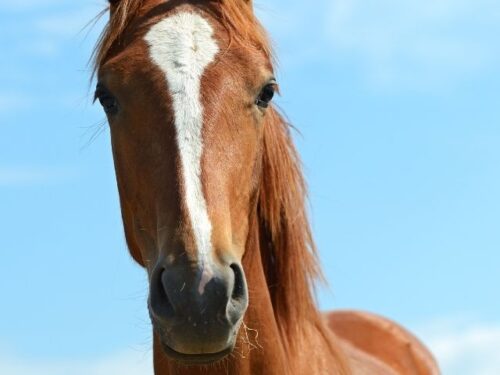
[145,11,219,287]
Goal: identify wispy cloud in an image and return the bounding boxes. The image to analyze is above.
[0,94,32,114]
[326,0,500,91]
[418,318,500,375]
[0,0,68,12]
[0,349,153,375]
[3,319,499,375]
[35,7,103,37]
[1,4,104,60]
[0,166,77,187]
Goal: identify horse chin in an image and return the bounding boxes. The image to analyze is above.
[154,320,241,365]
[159,340,236,365]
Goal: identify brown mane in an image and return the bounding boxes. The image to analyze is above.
[92,0,326,360]
[258,108,326,354]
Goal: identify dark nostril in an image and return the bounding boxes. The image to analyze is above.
[149,267,175,319]
[230,263,246,302]
[150,262,247,327]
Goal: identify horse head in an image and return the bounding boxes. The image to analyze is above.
[94,0,281,364]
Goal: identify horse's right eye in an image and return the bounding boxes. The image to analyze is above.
[94,84,119,116]
[255,80,278,109]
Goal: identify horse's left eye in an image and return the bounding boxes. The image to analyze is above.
[255,81,277,109]
[94,83,118,116]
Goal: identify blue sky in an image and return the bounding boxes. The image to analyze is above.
[1,0,499,373]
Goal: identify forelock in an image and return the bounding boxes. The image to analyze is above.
[91,0,274,79]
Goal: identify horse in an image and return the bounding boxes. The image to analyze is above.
[92,1,440,374]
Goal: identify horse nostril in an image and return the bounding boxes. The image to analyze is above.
[149,267,175,320]
[230,263,246,303]
[149,262,247,327]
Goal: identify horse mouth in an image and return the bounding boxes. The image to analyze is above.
[161,342,234,365]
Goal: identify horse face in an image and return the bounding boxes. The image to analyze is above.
[95,3,275,364]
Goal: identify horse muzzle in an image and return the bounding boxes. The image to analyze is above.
[148,258,248,364]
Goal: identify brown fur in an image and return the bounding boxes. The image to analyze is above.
[93,0,326,357]
[92,1,439,374]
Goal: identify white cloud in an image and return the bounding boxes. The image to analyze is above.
[0,94,31,114]
[2,5,106,59]
[417,318,500,375]
[326,0,500,90]
[0,166,76,186]
[1,319,499,375]
[0,349,153,375]
[0,0,71,12]
[35,7,105,37]
[255,2,331,70]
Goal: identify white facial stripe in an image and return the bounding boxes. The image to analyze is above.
[145,12,219,269]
